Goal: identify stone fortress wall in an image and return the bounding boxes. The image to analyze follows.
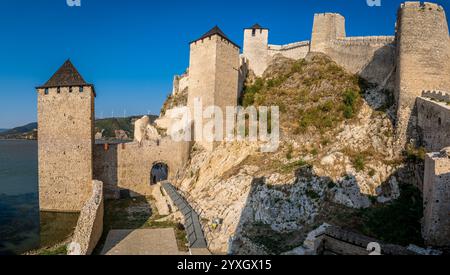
[93,138,191,197]
[68,180,104,255]
[243,13,396,85]
[172,72,189,96]
[423,149,450,247]
[37,85,95,212]
[268,41,310,60]
[395,1,450,150]
[310,12,396,85]
[238,2,450,249]
[243,27,269,77]
[37,1,450,250]
[187,30,240,151]
[417,91,450,152]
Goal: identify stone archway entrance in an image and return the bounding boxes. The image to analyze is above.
[150,163,169,185]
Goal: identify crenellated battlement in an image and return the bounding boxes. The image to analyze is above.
[332,36,395,46]
[401,1,443,11]
[268,41,310,51]
[314,12,344,17]
[422,90,450,103]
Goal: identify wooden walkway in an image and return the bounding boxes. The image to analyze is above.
[161,182,208,250]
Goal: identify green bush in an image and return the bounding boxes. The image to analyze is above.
[357,184,424,246]
[352,154,366,172]
[405,145,426,163]
[342,89,360,119]
[242,78,265,107]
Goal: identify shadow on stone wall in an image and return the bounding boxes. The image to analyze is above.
[359,44,396,88]
[226,163,424,255]
[94,144,119,199]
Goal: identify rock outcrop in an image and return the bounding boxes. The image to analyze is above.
[173,54,404,254]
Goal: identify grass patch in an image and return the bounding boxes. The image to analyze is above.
[95,196,189,254]
[352,154,366,172]
[38,244,67,255]
[245,223,305,255]
[405,145,426,163]
[280,159,309,173]
[356,184,424,246]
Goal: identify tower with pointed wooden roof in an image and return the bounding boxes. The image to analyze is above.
[187,26,240,151]
[36,60,95,212]
[243,23,269,77]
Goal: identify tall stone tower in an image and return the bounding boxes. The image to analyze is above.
[243,24,269,77]
[187,26,240,151]
[395,2,450,148]
[37,60,95,212]
[423,148,450,247]
[310,13,346,53]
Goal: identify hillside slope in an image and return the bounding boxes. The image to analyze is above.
[174,53,422,254]
[0,116,158,140]
[0,123,38,140]
[95,115,157,140]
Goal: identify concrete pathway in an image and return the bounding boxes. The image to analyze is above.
[101,228,188,255]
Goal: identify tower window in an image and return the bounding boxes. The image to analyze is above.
[69,87,72,93]
[252,29,256,36]
[57,87,61,94]
[80,86,84,93]
[44,88,49,95]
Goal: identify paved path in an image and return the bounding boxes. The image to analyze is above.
[101,228,187,255]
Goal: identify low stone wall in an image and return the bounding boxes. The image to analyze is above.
[284,224,416,255]
[422,90,450,103]
[417,97,450,152]
[268,41,310,60]
[67,180,104,255]
[423,149,450,247]
[94,138,191,197]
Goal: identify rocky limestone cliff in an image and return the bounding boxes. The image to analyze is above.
[173,53,418,254]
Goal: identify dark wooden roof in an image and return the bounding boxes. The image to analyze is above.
[245,23,268,30]
[190,26,240,48]
[37,60,95,96]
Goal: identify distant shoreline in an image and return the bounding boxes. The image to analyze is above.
[0,138,37,141]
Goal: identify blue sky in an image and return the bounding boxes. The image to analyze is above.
[0,0,449,128]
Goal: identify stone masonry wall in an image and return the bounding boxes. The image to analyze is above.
[417,96,450,152]
[93,143,120,199]
[310,12,395,85]
[188,35,218,151]
[173,73,189,96]
[68,180,104,255]
[327,37,395,84]
[423,148,450,247]
[395,2,450,148]
[268,41,310,60]
[243,28,269,77]
[37,86,94,212]
[310,13,346,53]
[188,34,240,151]
[94,138,191,197]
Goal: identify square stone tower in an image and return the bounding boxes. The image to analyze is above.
[187,26,240,151]
[36,60,95,212]
[243,24,269,77]
[423,148,450,247]
[310,13,346,53]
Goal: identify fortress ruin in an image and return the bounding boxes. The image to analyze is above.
[37,1,450,250]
